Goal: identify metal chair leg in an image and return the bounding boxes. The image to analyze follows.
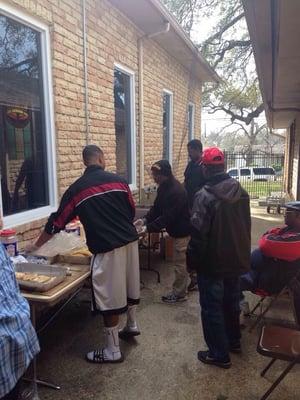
[261,358,276,377]
[249,298,276,332]
[249,297,266,315]
[260,361,296,400]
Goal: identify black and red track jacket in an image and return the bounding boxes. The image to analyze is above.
[45,165,138,254]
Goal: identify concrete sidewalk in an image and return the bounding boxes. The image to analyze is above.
[251,200,283,245]
[35,204,298,400]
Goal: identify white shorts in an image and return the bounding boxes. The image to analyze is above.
[91,240,140,315]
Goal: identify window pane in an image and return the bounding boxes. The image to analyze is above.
[240,168,250,176]
[0,14,49,216]
[253,167,275,175]
[163,93,171,160]
[114,68,132,183]
[229,169,238,177]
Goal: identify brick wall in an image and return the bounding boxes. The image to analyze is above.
[3,0,203,244]
[143,38,202,185]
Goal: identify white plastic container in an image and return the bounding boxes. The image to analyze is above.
[0,229,18,257]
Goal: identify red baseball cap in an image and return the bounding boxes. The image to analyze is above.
[201,147,224,165]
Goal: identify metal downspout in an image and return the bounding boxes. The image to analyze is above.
[138,21,170,202]
[82,0,90,144]
[138,37,145,203]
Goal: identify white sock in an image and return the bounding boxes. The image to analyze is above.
[126,305,138,329]
[103,325,122,360]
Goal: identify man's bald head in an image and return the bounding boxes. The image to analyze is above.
[82,145,105,169]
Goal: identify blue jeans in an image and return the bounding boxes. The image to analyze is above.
[197,274,241,361]
[240,248,299,295]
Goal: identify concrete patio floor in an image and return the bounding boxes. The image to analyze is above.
[35,203,299,400]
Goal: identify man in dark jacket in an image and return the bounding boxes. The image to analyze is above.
[184,139,206,291]
[187,147,251,369]
[184,139,206,210]
[28,145,140,364]
[136,160,190,303]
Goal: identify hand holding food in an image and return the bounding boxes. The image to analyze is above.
[134,219,144,228]
[134,219,147,234]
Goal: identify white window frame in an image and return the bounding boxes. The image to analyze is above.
[114,63,137,190]
[188,102,195,141]
[162,89,173,163]
[0,2,58,228]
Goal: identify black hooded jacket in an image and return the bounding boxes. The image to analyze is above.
[144,176,190,238]
[187,173,251,277]
[184,160,206,209]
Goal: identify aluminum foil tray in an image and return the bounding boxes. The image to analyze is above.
[15,263,67,292]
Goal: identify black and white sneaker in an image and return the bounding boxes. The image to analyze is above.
[161,292,187,304]
[197,351,231,369]
[86,349,124,364]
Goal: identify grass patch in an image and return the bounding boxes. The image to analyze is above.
[239,179,283,198]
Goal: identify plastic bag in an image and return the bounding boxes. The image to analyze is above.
[10,255,28,264]
[34,231,85,257]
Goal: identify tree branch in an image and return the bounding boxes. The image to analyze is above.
[232,122,249,136]
[0,57,37,72]
[212,40,251,68]
[202,12,245,48]
[207,103,265,125]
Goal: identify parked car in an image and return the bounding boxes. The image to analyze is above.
[227,166,277,182]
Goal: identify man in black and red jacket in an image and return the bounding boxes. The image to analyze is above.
[241,202,300,314]
[29,145,140,364]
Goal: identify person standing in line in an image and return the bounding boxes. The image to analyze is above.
[184,139,206,291]
[27,145,140,364]
[187,147,251,368]
[136,160,191,304]
[0,214,40,400]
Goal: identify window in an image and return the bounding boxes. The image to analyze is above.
[240,168,251,176]
[253,167,275,175]
[114,65,136,187]
[0,5,57,227]
[162,90,173,161]
[228,169,238,177]
[188,103,195,141]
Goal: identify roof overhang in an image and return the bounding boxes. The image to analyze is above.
[109,0,219,83]
[243,0,300,128]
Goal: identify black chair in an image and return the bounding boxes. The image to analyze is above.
[256,276,300,399]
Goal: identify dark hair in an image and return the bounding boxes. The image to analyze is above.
[188,139,203,152]
[151,160,173,177]
[82,145,103,163]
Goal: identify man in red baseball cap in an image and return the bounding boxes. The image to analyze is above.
[187,146,251,369]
